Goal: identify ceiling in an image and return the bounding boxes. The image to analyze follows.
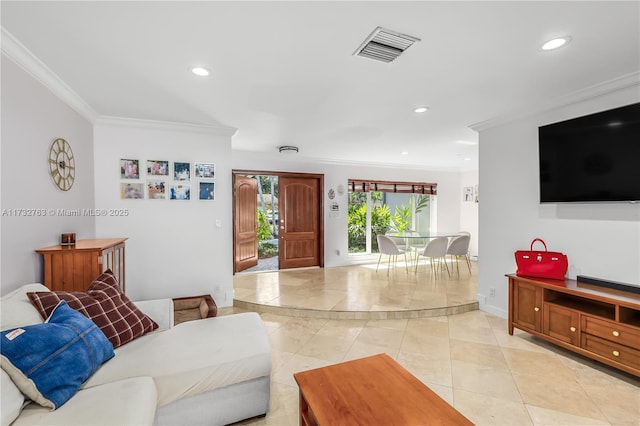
[2,1,639,171]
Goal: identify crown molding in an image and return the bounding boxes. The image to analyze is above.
[1,27,236,137]
[1,27,99,123]
[309,156,471,172]
[95,116,238,137]
[231,149,474,172]
[470,71,640,132]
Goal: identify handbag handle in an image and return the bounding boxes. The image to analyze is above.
[530,238,548,251]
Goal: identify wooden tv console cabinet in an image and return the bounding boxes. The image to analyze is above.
[508,274,640,377]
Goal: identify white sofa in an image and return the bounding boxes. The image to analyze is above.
[1,284,272,426]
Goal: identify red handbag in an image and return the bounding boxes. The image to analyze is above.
[515,238,568,280]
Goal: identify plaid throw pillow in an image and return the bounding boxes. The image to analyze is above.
[27,270,158,348]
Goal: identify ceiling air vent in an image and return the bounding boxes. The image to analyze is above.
[354,26,420,63]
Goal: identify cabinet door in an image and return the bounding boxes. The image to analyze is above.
[48,250,100,292]
[513,280,543,332]
[51,252,74,291]
[543,303,579,345]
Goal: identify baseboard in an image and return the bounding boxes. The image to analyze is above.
[477,294,508,319]
[576,275,640,295]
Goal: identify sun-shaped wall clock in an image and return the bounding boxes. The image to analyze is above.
[48,138,75,191]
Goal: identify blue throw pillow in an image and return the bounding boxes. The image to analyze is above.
[0,300,114,409]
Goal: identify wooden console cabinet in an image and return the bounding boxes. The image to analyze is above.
[508,274,640,377]
[36,238,127,293]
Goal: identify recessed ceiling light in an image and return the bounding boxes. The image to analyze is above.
[190,67,211,77]
[541,36,571,51]
[401,151,409,155]
[455,140,477,146]
[414,106,429,113]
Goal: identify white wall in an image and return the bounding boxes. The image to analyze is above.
[232,152,467,267]
[460,170,479,258]
[1,55,95,294]
[478,83,640,318]
[93,119,235,304]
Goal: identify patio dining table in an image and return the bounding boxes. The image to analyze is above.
[385,231,464,240]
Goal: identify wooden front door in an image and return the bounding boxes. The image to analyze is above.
[279,175,323,269]
[234,175,258,272]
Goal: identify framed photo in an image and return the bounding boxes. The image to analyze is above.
[169,185,190,200]
[120,183,143,199]
[174,162,190,181]
[147,180,166,199]
[199,182,215,200]
[120,159,139,179]
[463,186,474,202]
[147,160,169,176]
[195,163,215,179]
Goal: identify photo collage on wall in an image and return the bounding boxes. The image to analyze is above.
[120,159,215,201]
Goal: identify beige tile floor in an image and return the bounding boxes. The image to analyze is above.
[224,261,640,426]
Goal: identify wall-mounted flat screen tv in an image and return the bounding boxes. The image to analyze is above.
[538,102,640,203]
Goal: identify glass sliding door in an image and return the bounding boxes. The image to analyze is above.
[348,191,433,255]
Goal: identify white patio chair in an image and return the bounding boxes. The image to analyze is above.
[446,234,472,274]
[414,237,450,277]
[376,235,409,275]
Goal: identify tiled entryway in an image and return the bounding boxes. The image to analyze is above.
[234,261,478,319]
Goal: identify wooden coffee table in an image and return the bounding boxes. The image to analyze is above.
[293,353,473,425]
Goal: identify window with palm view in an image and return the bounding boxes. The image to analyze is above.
[347,179,436,255]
